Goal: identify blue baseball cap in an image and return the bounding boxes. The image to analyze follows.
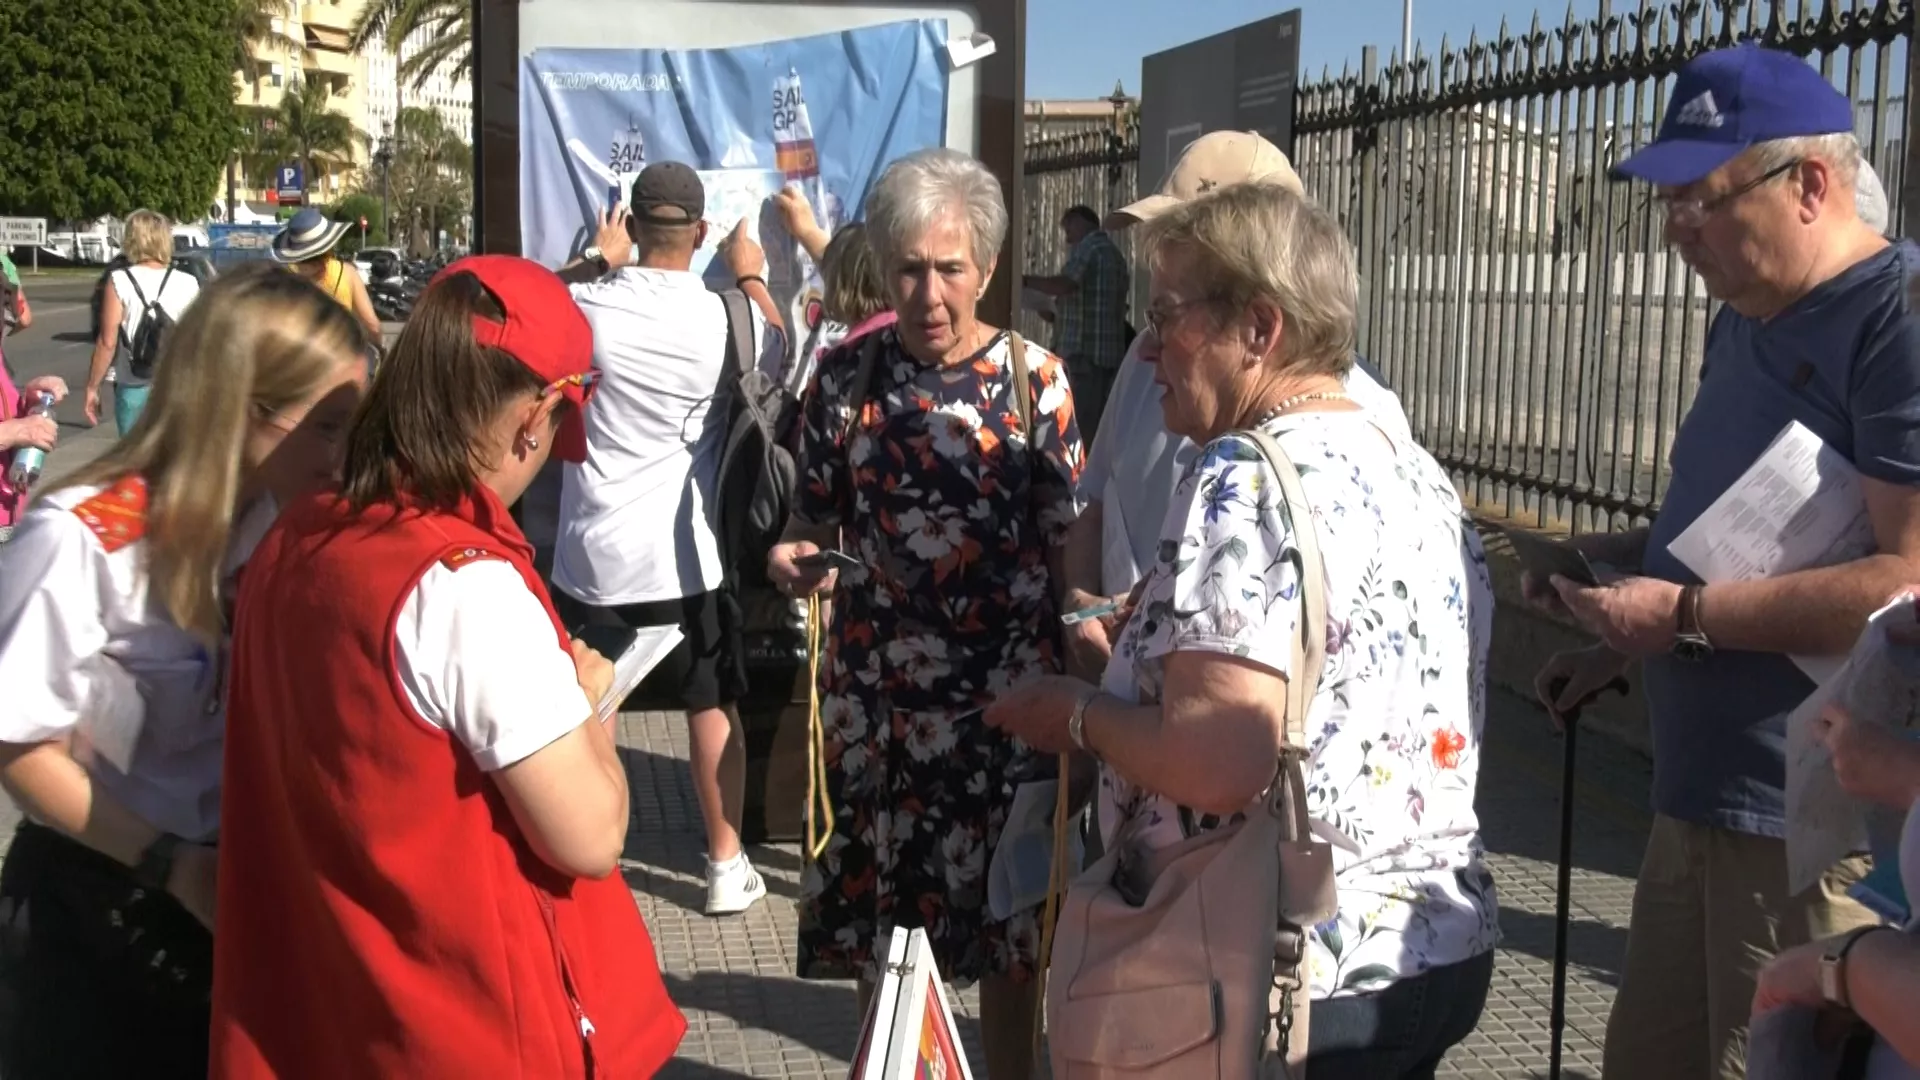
[1611,43,1853,186]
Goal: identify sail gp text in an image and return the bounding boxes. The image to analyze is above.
[539,72,678,92]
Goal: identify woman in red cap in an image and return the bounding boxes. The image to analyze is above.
[212,256,685,1078]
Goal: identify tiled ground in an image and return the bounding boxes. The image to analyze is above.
[619,685,1654,1079]
[0,687,1645,1077]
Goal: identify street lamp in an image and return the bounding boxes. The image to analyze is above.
[374,121,395,245]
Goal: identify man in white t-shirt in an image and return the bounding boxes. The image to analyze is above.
[554,162,786,915]
[1060,131,1416,676]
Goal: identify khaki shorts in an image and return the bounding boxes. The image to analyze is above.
[1602,815,1876,1080]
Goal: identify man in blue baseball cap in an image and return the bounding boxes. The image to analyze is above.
[1524,42,1916,1079]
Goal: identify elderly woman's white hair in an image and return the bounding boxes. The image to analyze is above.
[864,148,1009,275]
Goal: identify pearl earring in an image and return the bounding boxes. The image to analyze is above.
[520,433,539,451]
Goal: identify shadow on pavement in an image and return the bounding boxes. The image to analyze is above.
[1493,905,1628,988]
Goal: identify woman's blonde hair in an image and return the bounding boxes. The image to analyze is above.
[1143,182,1358,378]
[54,264,366,642]
[121,210,175,265]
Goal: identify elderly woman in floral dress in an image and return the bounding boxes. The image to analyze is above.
[767,147,1082,1080]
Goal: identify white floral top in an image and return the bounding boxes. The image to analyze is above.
[1098,412,1501,998]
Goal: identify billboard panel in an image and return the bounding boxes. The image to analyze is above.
[1137,10,1303,199]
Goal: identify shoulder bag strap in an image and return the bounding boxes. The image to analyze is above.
[1007,331,1033,434]
[1241,427,1326,749]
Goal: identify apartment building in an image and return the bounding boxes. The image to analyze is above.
[364,25,474,148]
[232,0,373,209]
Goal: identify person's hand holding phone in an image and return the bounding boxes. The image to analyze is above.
[768,541,838,598]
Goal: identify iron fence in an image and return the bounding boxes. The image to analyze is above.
[1022,0,1917,534]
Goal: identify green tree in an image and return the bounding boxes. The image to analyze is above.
[240,78,366,201]
[0,0,236,221]
[327,192,388,254]
[348,0,469,91]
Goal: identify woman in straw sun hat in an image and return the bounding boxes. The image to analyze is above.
[271,208,383,347]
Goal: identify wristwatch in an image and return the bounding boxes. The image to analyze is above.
[133,832,185,891]
[1671,584,1713,662]
[580,246,610,275]
[1821,926,1891,1008]
[1067,689,1098,753]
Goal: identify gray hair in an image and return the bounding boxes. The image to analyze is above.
[1142,182,1358,379]
[1746,132,1862,188]
[864,148,1008,275]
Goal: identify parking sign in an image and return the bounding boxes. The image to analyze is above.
[276,164,305,206]
[0,217,47,248]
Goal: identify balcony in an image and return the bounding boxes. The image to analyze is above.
[300,2,355,33]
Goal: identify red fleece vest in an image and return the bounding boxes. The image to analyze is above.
[212,486,684,1079]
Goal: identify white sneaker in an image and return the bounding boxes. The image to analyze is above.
[704,855,766,916]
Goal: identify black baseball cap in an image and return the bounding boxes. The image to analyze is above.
[633,161,704,224]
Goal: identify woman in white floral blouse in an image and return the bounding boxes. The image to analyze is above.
[988,181,1499,1078]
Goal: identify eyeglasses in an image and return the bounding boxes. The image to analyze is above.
[541,369,601,405]
[1654,159,1801,229]
[1143,297,1213,340]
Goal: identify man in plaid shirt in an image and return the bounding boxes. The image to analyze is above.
[1030,205,1130,437]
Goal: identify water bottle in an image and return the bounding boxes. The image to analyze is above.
[7,391,56,491]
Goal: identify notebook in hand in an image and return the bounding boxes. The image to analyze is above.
[572,623,684,721]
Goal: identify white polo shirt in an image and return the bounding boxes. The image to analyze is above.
[0,482,276,842]
[555,268,784,607]
[392,559,591,770]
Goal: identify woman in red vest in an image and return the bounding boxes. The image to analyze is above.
[214,256,685,1079]
[0,264,370,1079]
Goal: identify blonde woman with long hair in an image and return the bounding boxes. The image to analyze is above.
[0,263,368,1079]
[85,209,201,434]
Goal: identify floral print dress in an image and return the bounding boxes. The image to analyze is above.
[793,328,1083,986]
[1100,412,1501,999]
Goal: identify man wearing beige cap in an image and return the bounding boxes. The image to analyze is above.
[1060,130,1411,676]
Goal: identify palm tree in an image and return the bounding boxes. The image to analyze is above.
[234,0,302,92]
[388,105,472,252]
[347,0,470,91]
[241,78,368,204]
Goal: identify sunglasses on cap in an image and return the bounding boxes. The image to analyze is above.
[541,370,601,405]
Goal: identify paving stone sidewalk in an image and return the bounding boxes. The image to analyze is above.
[618,686,1653,1079]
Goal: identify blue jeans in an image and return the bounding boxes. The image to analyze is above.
[1305,950,1496,1079]
[114,384,150,435]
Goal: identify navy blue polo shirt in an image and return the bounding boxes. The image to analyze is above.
[1642,240,1920,838]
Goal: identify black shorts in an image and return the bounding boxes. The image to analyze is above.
[566,589,746,713]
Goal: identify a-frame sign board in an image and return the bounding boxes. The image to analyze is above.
[849,927,976,1080]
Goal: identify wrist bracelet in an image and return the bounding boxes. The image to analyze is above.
[736,274,767,289]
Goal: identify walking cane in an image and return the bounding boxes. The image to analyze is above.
[1546,675,1628,1080]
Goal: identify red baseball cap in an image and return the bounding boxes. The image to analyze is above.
[435,255,598,463]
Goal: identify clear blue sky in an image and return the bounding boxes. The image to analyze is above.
[1026,0,1596,99]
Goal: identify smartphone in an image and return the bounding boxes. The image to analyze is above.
[794,549,862,574]
[1504,528,1601,588]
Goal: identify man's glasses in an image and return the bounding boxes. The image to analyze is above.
[1654,159,1801,229]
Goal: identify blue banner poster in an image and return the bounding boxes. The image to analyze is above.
[521,20,950,376]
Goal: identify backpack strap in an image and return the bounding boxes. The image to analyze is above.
[716,287,755,377]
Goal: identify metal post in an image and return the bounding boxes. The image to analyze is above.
[226,158,237,227]
[1904,13,1920,240]
[1402,0,1413,64]
[1452,112,1471,431]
